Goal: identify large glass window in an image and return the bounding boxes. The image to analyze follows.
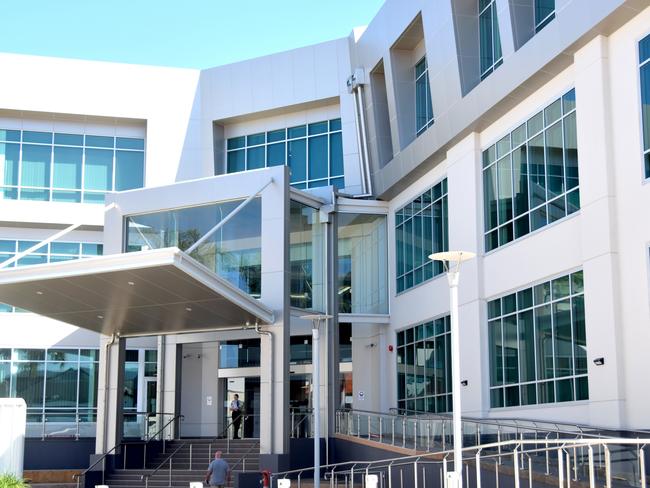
[290,201,325,311]
[0,347,99,436]
[483,89,578,252]
[338,213,388,314]
[396,316,451,413]
[415,57,434,136]
[226,119,344,190]
[395,178,448,294]
[0,240,103,313]
[488,270,588,408]
[535,0,555,32]
[125,199,262,298]
[639,34,650,178]
[0,130,144,203]
[479,0,503,80]
[219,339,261,368]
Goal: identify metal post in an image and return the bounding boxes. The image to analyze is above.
[190,444,193,471]
[573,447,578,481]
[475,450,482,488]
[392,417,395,446]
[292,410,295,438]
[41,413,46,440]
[380,417,383,443]
[495,460,499,488]
[414,460,419,488]
[124,444,127,469]
[368,415,371,439]
[588,446,595,488]
[208,443,211,463]
[388,464,392,488]
[75,415,80,440]
[640,446,646,488]
[513,448,520,488]
[414,420,418,450]
[604,445,611,488]
[442,422,446,451]
[313,320,322,488]
[566,450,571,488]
[144,443,147,468]
[558,449,564,488]
[402,418,406,448]
[168,457,172,487]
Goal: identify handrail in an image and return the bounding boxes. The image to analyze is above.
[344,407,648,439]
[229,440,261,472]
[144,413,183,442]
[384,406,650,436]
[141,441,186,487]
[273,436,650,479]
[72,442,121,487]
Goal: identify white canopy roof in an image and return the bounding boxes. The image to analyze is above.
[0,247,274,336]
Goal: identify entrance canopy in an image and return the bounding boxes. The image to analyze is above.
[0,247,274,336]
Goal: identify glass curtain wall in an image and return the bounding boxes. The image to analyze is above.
[226,119,344,190]
[415,57,434,136]
[639,34,650,178]
[337,213,388,314]
[219,339,261,368]
[0,240,103,312]
[488,270,587,408]
[396,316,451,413]
[479,0,503,80]
[535,0,555,32]
[0,348,99,437]
[483,89,578,252]
[395,178,448,293]
[289,200,325,311]
[0,129,144,203]
[126,199,262,297]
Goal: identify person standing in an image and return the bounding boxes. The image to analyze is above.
[204,451,230,488]
[230,394,243,439]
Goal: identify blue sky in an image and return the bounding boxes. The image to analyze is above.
[0,0,384,69]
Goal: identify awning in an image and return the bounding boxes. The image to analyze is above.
[0,247,274,336]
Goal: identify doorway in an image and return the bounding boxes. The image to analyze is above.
[223,377,260,438]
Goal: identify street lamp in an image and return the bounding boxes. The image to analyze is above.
[300,314,333,488]
[428,251,476,488]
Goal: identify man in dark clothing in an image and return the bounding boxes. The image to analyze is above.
[204,451,230,488]
[230,394,243,439]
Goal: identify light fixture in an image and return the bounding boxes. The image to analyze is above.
[127,281,135,286]
[185,307,193,312]
[593,357,605,366]
[461,380,468,387]
[36,291,43,295]
[97,315,104,319]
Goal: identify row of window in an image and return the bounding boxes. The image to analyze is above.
[0,240,103,313]
[0,129,145,204]
[396,270,589,412]
[226,119,344,190]
[395,178,448,293]
[488,271,587,407]
[640,33,650,178]
[483,89,578,251]
[0,348,99,423]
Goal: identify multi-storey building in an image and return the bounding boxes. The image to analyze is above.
[1,0,650,479]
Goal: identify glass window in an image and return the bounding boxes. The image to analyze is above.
[338,213,388,314]
[115,151,145,191]
[0,128,145,203]
[126,199,261,297]
[415,57,434,136]
[535,0,555,32]
[488,270,588,408]
[226,119,344,189]
[397,316,451,413]
[640,34,650,178]
[483,89,578,251]
[479,0,503,80]
[289,201,325,311]
[395,179,447,293]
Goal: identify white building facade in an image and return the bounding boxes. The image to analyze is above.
[1,0,650,474]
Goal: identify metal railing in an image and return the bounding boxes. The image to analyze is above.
[73,442,122,488]
[272,437,650,488]
[336,408,649,453]
[142,441,186,488]
[291,408,314,438]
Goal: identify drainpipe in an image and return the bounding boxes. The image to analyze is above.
[254,323,273,452]
[347,68,374,198]
[102,333,118,453]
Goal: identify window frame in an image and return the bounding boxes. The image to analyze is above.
[637,31,650,181]
[479,0,503,81]
[415,56,435,136]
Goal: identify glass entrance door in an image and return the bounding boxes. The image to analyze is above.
[223,377,260,438]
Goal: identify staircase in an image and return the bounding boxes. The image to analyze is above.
[103,438,260,488]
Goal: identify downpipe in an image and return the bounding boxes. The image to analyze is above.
[255,323,273,451]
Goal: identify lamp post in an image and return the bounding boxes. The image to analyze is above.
[428,251,476,488]
[300,314,333,488]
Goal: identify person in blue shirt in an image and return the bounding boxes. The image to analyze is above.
[204,451,230,488]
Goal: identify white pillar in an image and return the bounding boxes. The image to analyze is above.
[312,325,321,488]
[95,335,126,454]
[448,271,463,487]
